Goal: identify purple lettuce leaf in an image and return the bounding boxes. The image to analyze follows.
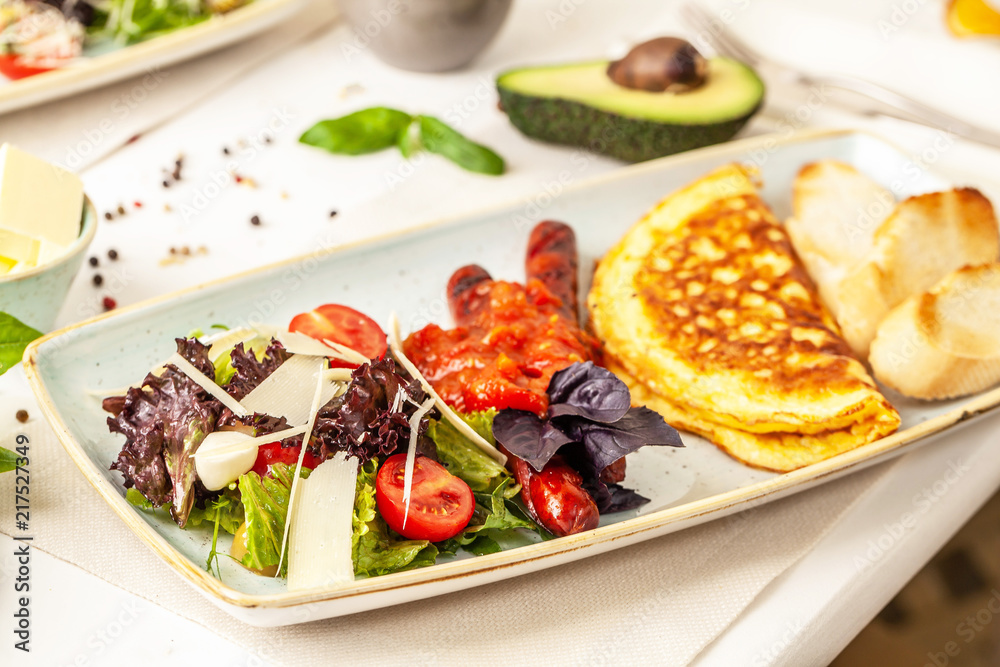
[311,357,433,463]
[546,361,630,423]
[109,338,222,526]
[224,340,290,400]
[492,410,573,472]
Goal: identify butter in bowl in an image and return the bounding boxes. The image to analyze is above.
[0,143,97,332]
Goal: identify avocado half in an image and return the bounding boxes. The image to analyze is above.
[496,58,764,163]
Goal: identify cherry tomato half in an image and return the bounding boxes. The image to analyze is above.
[375,453,474,542]
[251,443,320,478]
[0,54,55,80]
[288,304,387,368]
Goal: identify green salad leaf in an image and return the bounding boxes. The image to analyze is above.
[300,107,414,156]
[187,488,245,535]
[352,458,438,577]
[417,115,506,175]
[125,485,243,534]
[0,312,42,378]
[238,463,308,577]
[429,410,518,497]
[1,447,20,474]
[89,0,211,46]
[437,478,547,556]
[126,488,155,509]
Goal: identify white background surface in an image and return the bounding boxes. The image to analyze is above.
[3,0,1000,664]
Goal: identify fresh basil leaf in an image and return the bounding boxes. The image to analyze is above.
[492,409,572,472]
[300,107,413,156]
[352,458,438,577]
[547,361,630,423]
[0,312,42,377]
[429,410,517,497]
[0,447,17,474]
[397,119,423,158]
[417,115,505,175]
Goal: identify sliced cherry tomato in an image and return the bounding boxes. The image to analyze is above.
[251,442,320,478]
[288,303,387,368]
[0,54,55,80]
[375,453,474,542]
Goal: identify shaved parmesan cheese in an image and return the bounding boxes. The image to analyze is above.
[287,452,359,591]
[319,379,348,408]
[253,325,369,365]
[387,313,506,465]
[321,339,369,365]
[402,396,436,529]
[241,355,325,425]
[323,368,353,383]
[165,353,249,417]
[276,357,328,577]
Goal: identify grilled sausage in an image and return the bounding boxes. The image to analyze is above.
[509,452,600,537]
[525,221,579,322]
[446,264,493,327]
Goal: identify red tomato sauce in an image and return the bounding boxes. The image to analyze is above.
[402,279,600,416]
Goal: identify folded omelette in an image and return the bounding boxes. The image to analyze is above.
[587,164,900,472]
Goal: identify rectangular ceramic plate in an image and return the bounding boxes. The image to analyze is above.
[0,0,305,115]
[24,128,1000,627]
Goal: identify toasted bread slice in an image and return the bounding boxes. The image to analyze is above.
[786,160,894,277]
[588,163,900,471]
[788,172,1000,358]
[870,263,1000,399]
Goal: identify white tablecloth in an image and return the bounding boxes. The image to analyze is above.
[2,0,1000,664]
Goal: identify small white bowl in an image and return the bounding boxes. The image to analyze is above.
[0,196,98,332]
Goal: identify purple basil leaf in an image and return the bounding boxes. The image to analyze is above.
[561,406,682,472]
[546,361,630,423]
[493,409,573,472]
[588,480,651,514]
[561,444,651,514]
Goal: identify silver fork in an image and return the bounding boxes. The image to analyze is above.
[680,2,1000,150]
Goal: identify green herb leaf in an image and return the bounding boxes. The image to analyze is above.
[397,119,423,159]
[417,115,505,175]
[0,446,18,474]
[429,410,518,497]
[436,478,548,555]
[300,108,413,156]
[0,313,42,378]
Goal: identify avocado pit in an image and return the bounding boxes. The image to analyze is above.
[607,37,708,93]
